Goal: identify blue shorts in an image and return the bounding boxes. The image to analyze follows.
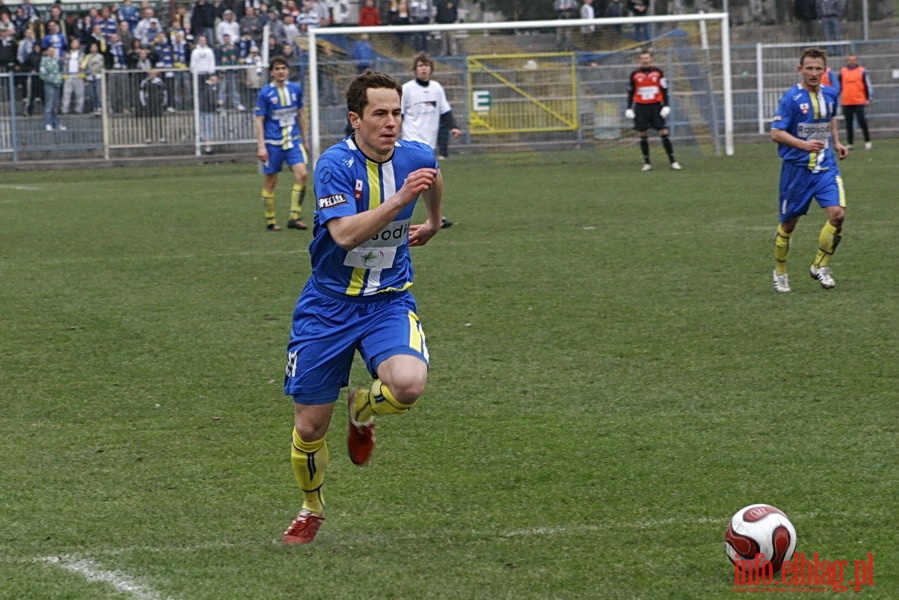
[778,162,845,223]
[284,281,429,405]
[260,142,306,175]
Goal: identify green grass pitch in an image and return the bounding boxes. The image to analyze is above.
[1,140,896,599]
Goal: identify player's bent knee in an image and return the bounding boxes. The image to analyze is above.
[387,377,426,407]
[294,422,327,443]
[377,354,427,405]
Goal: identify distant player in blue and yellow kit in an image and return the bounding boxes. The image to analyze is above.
[280,71,445,544]
[254,56,309,231]
[770,47,848,293]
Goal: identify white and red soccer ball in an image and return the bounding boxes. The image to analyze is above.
[724,504,797,572]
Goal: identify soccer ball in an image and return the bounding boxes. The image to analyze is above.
[724,504,797,572]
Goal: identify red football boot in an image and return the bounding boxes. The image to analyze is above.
[282,509,325,544]
[347,387,375,466]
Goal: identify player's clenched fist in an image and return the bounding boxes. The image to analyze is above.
[400,168,437,199]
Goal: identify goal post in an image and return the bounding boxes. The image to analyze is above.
[304,12,733,162]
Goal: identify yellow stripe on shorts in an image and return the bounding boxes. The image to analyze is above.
[407,311,424,355]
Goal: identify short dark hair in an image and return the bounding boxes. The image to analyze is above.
[269,56,289,71]
[800,46,827,66]
[412,51,433,71]
[346,70,402,117]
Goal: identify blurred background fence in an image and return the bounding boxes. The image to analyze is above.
[1,28,897,164]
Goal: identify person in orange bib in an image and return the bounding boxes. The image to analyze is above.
[838,53,873,150]
[821,66,840,96]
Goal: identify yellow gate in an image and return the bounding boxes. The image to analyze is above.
[466,53,578,135]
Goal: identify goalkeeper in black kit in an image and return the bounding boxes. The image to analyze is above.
[625,51,682,172]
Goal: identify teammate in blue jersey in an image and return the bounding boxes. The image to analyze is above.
[254,56,309,231]
[281,70,445,544]
[770,47,848,293]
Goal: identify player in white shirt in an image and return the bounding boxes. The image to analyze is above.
[401,52,460,228]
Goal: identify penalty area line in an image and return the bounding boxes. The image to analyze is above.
[40,554,177,600]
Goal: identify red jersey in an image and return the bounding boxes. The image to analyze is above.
[358,6,381,26]
[628,67,668,106]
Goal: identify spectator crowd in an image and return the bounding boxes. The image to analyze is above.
[0,0,857,134]
[0,0,377,128]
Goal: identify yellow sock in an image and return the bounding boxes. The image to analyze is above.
[262,190,276,225]
[289,184,305,221]
[290,428,327,515]
[773,224,792,275]
[351,380,412,424]
[813,221,842,268]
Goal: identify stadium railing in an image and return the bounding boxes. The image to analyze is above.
[1,29,898,164]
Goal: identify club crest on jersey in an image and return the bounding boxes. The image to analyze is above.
[354,179,363,201]
[360,249,385,268]
[800,103,809,114]
[318,166,333,184]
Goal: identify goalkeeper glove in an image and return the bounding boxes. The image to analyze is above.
[625,108,635,119]
[660,106,671,118]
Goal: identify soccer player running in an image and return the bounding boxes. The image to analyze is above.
[625,51,682,172]
[401,52,460,228]
[281,70,445,544]
[254,56,309,232]
[770,47,849,293]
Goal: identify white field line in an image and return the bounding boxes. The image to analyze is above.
[27,510,874,558]
[3,248,304,269]
[40,555,177,600]
[501,509,877,538]
[25,510,878,580]
[0,187,186,200]
[0,184,40,191]
[501,516,725,538]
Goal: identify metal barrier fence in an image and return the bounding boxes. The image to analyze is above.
[0,66,259,161]
[2,36,898,162]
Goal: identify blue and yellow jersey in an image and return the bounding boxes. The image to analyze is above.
[254,81,303,148]
[771,83,840,172]
[309,138,438,298]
